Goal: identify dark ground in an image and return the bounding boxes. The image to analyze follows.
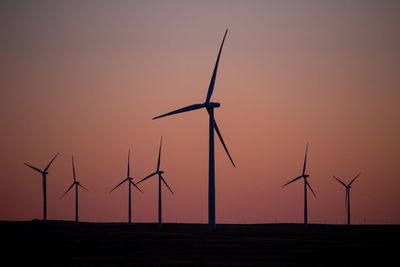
[1,220,398,266]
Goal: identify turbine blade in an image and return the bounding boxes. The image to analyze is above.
[160,174,174,195]
[127,149,130,178]
[157,137,162,172]
[60,183,75,199]
[302,143,308,175]
[72,156,76,182]
[78,183,89,192]
[136,172,157,184]
[348,172,361,186]
[44,152,60,172]
[205,28,228,103]
[345,188,348,213]
[130,181,144,193]
[153,103,205,120]
[109,178,128,193]
[306,181,316,198]
[24,163,43,173]
[332,175,346,187]
[282,175,303,187]
[212,117,235,167]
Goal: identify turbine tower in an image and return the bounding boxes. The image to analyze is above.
[24,153,60,221]
[136,137,174,230]
[110,149,143,223]
[152,29,235,231]
[282,143,316,229]
[60,156,89,222]
[332,172,362,225]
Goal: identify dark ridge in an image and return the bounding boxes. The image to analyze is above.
[1,220,398,266]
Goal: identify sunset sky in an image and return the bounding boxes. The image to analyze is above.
[1,0,399,224]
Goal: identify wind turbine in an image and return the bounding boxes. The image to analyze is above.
[332,172,362,225]
[109,149,143,224]
[152,29,235,231]
[60,156,89,222]
[136,137,174,230]
[282,143,316,229]
[24,153,60,221]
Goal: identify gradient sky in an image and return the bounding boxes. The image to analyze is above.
[1,0,399,224]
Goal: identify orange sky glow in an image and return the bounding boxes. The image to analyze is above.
[1,1,399,224]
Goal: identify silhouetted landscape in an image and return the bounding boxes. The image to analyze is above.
[2,220,398,266]
[2,2,400,266]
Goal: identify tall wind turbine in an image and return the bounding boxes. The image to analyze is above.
[24,153,60,221]
[110,149,143,223]
[152,29,235,231]
[136,137,174,230]
[282,143,316,229]
[60,156,89,222]
[332,172,362,225]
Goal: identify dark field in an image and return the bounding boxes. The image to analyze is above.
[1,220,398,266]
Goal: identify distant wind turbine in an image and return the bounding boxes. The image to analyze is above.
[110,149,143,224]
[60,156,89,222]
[282,143,316,229]
[332,172,362,225]
[136,137,174,230]
[152,29,235,231]
[24,153,60,221]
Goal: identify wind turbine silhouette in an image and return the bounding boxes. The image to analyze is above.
[332,172,362,225]
[24,153,60,221]
[152,29,235,231]
[109,149,143,224]
[60,156,89,222]
[136,137,174,230]
[282,143,316,229]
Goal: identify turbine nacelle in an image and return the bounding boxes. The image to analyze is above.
[205,102,220,108]
[303,174,309,178]
[157,171,164,174]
